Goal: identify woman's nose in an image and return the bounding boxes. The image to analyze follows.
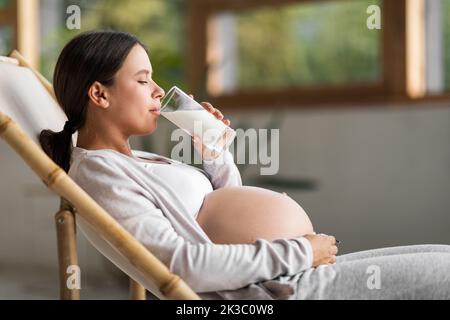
[152,83,165,100]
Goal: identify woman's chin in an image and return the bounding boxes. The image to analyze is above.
[145,125,157,135]
[136,123,157,136]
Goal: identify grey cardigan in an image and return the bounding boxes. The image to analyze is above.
[68,146,313,299]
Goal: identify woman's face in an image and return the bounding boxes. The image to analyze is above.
[105,44,165,136]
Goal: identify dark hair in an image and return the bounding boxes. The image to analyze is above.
[39,30,145,172]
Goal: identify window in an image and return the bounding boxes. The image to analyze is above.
[0,0,40,68]
[188,0,450,108]
[207,0,381,95]
[0,26,12,56]
[445,0,450,91]
[0,0,12,56]
[39,0,186,88]
[425,0,450,95]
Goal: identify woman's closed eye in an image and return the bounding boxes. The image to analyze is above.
[138,80,149,84]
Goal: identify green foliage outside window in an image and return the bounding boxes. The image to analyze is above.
[36,0,450,94]
[236,0,381,89]
[444,0,450,90]
[40,0,186,93]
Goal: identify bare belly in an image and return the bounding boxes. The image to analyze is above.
[196,186,314,244]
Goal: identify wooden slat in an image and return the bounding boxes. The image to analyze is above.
[55,208,80,300]
[382,0,427,99]
[129,278,147,300]
[187,0,209,97]
[212,87,450,109]
[194,0,328,13]
[379,0,406,97]
[406,0,426,98]
[14,0,40,70]
[209,84,389,109]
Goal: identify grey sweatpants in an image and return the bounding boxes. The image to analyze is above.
[293,244,450,299]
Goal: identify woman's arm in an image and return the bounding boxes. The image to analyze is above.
[190,101,242,189]
[72,155,313,293]
[201,149,242,189]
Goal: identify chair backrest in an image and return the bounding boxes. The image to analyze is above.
[0,62,67,144]
[0,55,199,300]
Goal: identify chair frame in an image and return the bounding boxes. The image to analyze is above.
[1,50,200,300]
[55,198,147,300]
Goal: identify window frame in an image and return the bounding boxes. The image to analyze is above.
[0,0,40,69]
[187,0,449,109]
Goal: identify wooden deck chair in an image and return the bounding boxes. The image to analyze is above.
[0,51,200,300]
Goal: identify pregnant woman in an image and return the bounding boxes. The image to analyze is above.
[40,31,450,300]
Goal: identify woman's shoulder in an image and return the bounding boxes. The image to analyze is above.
[69,147,177,176]
[71,147,171,162]
[70,146,124,166]
[69,147,134,179]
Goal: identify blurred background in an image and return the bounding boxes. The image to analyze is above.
[0,0,449,299]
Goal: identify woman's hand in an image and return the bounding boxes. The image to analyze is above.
[199,101,231,127]
[189,95,232,161]
[303,234,338,267]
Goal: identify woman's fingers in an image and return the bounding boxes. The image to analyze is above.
[202,102,223,118]
[330,245,338,255]
[191,134,220,161]
[201,101,214,112]
[192,97,222,120]
[328,256,337,265]
[189,95,231,126]
[328,235,336,245]
[201,102,231,125]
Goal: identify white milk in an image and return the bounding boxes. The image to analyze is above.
[161,110,229,146]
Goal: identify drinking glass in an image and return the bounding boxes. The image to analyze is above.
[160,86,236,155]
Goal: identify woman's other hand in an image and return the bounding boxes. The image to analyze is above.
[303,234,338,267]
[189,94,231,161]
[189,94,231,126]
[200,101,231,126]
[192,134,219,161]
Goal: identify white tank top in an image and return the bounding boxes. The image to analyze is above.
[132,153,213,219]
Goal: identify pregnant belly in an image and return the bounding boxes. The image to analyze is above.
[196,186,314,244]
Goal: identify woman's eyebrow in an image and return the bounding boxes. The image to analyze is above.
[134,69,152,76]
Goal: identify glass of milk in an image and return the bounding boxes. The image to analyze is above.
[160,86,236,155]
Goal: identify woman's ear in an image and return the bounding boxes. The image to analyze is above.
[88,81,109,109]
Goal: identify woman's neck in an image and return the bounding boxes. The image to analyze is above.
[76,127,132,157]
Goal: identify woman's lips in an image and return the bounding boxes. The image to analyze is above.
[149,108,161,115]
